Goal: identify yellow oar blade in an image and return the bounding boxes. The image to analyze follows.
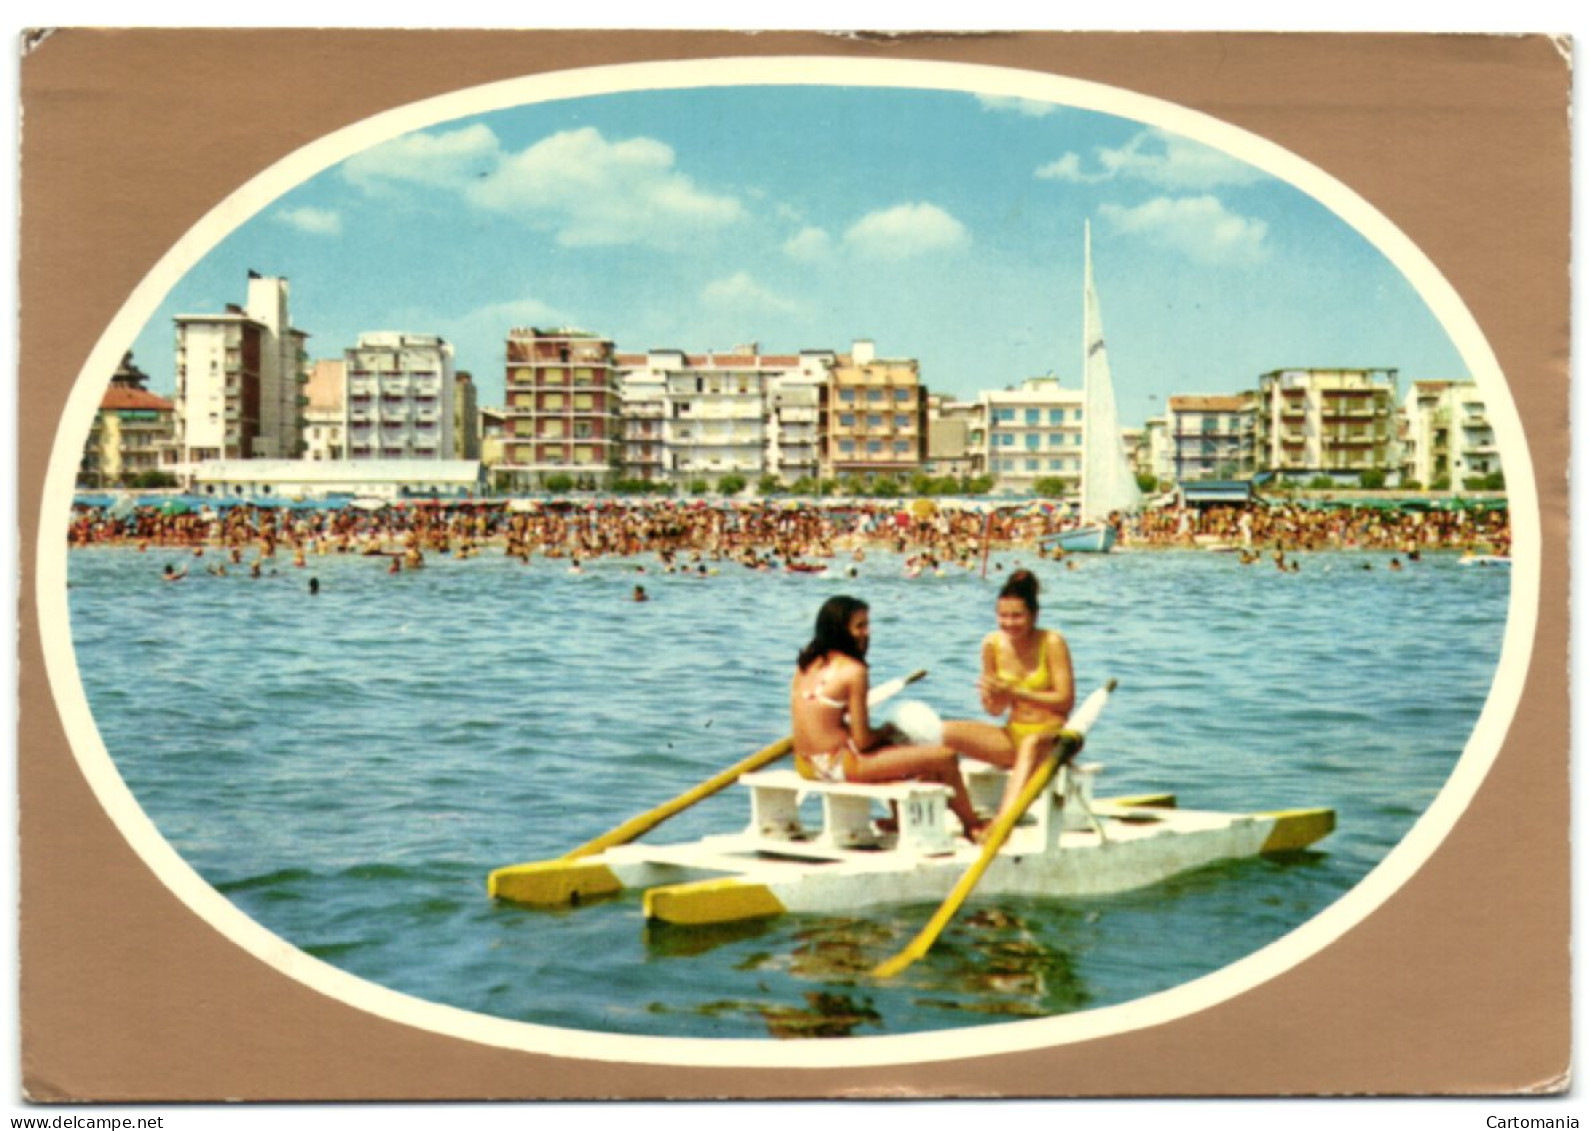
[872,737,1072,979]
[872,679,1116,979]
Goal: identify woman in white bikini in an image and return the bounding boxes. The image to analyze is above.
[790,595,985,841]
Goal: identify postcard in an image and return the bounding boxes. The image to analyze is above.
[15,29,1570,1100]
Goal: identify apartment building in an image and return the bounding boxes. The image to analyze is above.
[1402,379,1499,488]
[980,377,1085,493]
[79,352,177,487]
[303,359,345,462]
[343,332,457,462]
[174,273,309,465]
[766,356,833,485]
[1139,416,1173,487]
[502,327,621,490]
[1255,367,1399,480]
[925,396,984,479]
[618,368,667,483]
[1165,393,1258,481]
[614,346,833,488]
[825,340,926,482]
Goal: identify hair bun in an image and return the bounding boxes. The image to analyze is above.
[998,568,1041,610]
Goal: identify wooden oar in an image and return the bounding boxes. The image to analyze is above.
[564,669,928,860]
[872,679,1117,979]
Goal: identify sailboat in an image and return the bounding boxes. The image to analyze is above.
[1047,222,1142,553]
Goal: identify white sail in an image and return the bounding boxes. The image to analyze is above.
[1080,222,1143,524]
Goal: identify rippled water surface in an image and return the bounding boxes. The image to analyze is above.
[66,546,1511,1040]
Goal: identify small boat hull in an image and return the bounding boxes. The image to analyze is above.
[1043,524,1117,554]
[489,775,1335,927]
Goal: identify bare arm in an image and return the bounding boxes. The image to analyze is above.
[843,661,897,751]
[1006,632,1075,716]
[977,636,1013,716]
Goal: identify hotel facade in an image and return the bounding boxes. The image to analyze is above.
[1254,367,1400,481]
[501,327,623,491]
[343,332,458,462]
[174,273,309,466]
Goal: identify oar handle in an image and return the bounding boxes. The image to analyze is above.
[564,669,927,860]
[873,679,1116,979]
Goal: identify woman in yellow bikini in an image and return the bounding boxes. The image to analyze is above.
[942,569,1075,826]
[791,595,986,841]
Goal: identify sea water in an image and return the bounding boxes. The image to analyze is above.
[63,546,1511,1040]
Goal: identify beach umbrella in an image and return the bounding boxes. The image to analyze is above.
[910,498,937,517]
[158,499,191,516]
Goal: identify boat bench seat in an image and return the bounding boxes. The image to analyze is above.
[738,770,957,856]
[962,760,1107,835]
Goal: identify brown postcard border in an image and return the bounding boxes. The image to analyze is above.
[16,29,1571,1100]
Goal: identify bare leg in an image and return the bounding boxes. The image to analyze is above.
[941,719,1018,769]
[848,743,986,840]
[995,732,1058,824]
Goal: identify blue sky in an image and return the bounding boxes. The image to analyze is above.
[126,84,1469,429]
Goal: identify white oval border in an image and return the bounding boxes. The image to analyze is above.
[35,55,1540,1072]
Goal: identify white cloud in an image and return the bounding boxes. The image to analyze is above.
[464,127,745,249]
[975,93,1059,118]
[1035,153,1093,183]
[440,296,567,350]
[842,203,969,259]
[782,226,833,262]
[1098,195,1270,265]
[343,123,503,192]
[1039,129,1264,190]
[701,272,800,315]
[274,206,342,236]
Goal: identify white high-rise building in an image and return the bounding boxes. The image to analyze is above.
[173,273,309,466]
[343,332,457,461]
[981,377,1085,493]
[616,345,829,488]
[1401,379,1499,489]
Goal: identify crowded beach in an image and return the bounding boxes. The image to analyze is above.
[68,494,1512,573]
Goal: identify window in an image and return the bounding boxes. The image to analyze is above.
[867,440,883,453]
[1026,459,1039,471]
[1049,409,1064,425]
[867,414,883,429]
[1026,435,1041,451]
[839,414,855,428]
[839,440,855,453]
[1025,409,1040,426]
[894,414,911,429]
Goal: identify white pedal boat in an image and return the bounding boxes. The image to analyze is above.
[488,761,1336,926]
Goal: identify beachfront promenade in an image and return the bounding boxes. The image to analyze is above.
[67,495,1512,563]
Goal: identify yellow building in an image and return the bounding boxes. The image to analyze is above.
[1256,368,1398,481]
[79,353,176,487]
[824,340,925,482]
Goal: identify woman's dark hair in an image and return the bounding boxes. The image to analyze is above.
[998,568,1041,614]
[799,595,869,670]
